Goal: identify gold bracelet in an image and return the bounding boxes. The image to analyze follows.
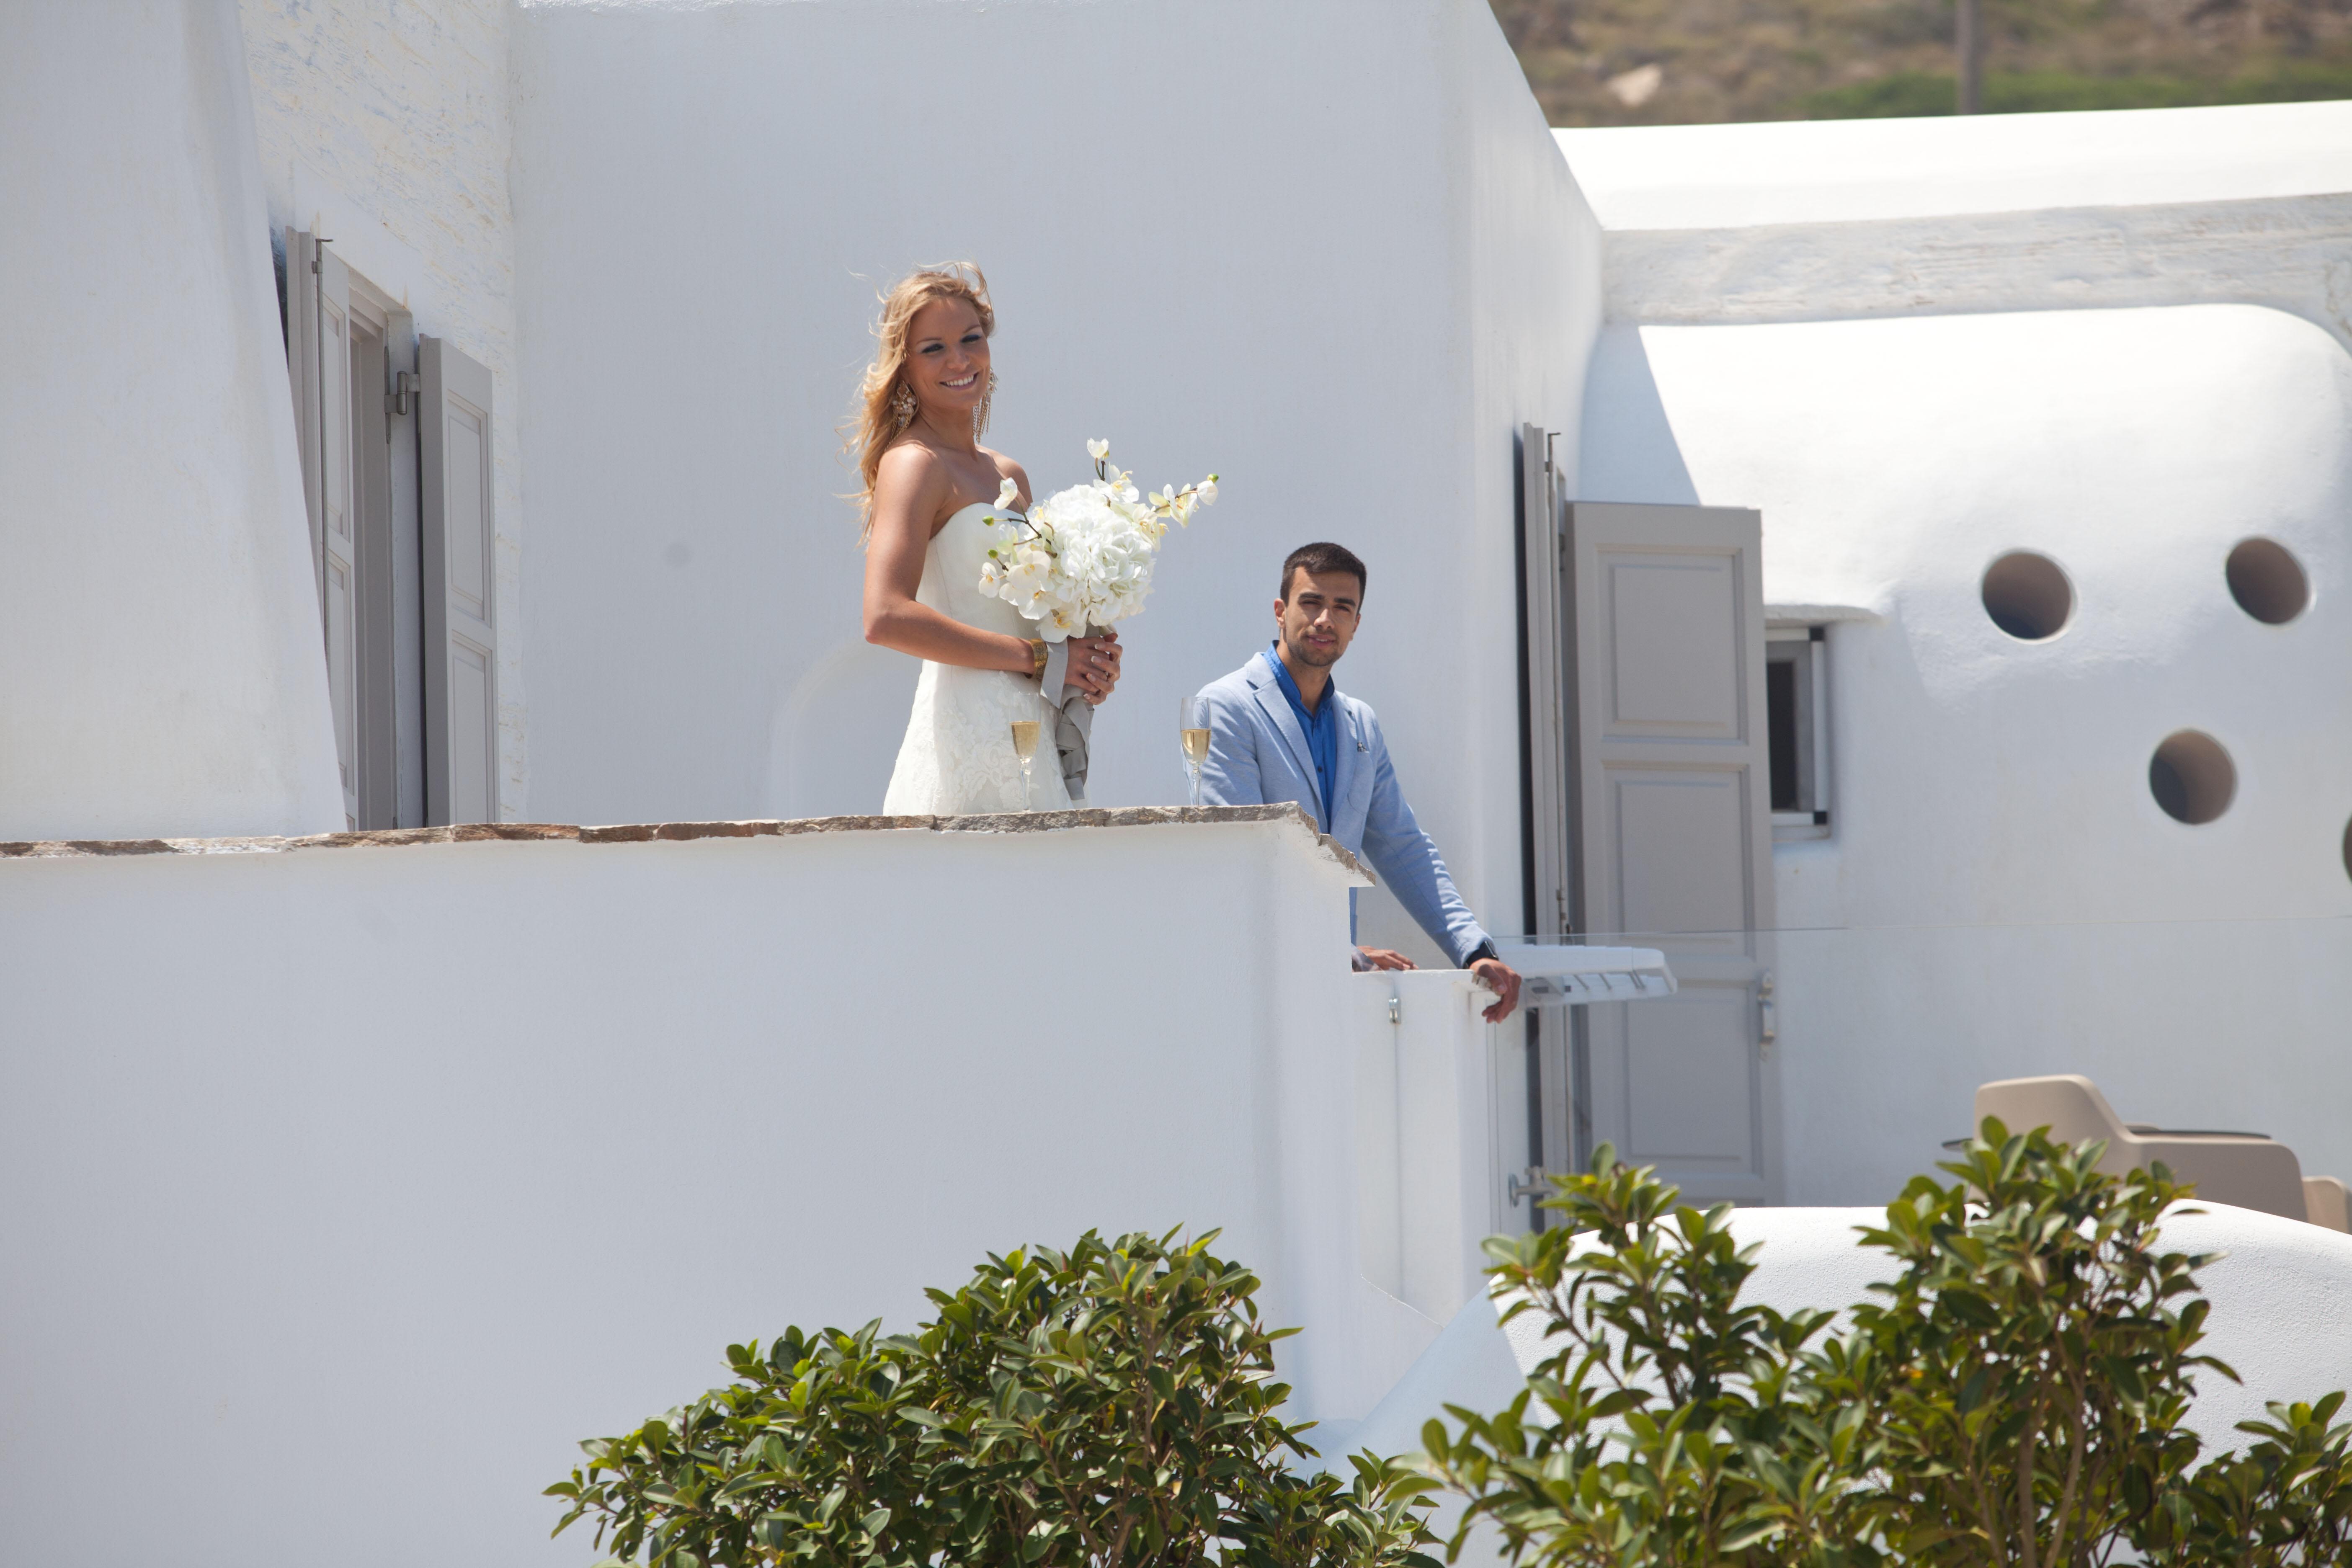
[1027,638,1048,679]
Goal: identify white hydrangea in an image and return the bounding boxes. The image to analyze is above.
[977,440,1218,638]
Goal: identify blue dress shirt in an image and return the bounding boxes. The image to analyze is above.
[1263,642,1338,831]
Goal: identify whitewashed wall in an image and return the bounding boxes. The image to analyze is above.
[1433,11,1607,952]
[238,0,528,817]
[0,812,1421,1568]
[510,0,1597,952]
[0,2,342,841]
[1580,303,2352,1201]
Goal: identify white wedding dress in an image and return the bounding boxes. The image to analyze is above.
[882,503,1072,815]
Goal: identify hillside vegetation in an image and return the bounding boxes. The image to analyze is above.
[1490,0,2352,124]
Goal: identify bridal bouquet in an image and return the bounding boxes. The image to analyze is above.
[976,439,1217,638]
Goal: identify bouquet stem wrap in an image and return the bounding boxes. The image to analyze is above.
[1036,640,1094,804]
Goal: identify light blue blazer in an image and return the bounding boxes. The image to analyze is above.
[1193,654,1492,967]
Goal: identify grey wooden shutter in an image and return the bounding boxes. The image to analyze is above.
[419,336,498,825]
[1564,501,1781,1204]
[383,309,428,830]
[286,230,359,828]
[1518,425,1574,1210]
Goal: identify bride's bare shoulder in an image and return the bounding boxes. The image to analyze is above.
[874,436,952,494]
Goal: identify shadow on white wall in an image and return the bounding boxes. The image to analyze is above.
[766,638,917,820]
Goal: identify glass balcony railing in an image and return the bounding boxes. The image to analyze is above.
[1475,916,2352,1214]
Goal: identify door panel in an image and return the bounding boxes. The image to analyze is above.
[1565,502,1779,1204]
[1623,983,1759,1165]
[421,336,499,826]
[1601,556,1744,736]
[309,239,358,829]
[1516,427,1573,1221]
[351,313,402,830]
[1608,769,1756,936]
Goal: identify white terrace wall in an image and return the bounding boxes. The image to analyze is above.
[0,811,1420,1568]
[237,0,528,817]
[1587,304,2352,931]
[1583,304,2352,1201]
[1442,11,1607,954]
[0,2,342,841]
[1558,102,2352,1204]
[510,0,1599,944]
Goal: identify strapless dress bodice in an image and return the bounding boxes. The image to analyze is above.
[915,503,1032,636]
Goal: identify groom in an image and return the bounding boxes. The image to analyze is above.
[1191,543,1522,1022]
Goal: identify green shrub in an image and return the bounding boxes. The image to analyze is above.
[549,1227,1439,1568]
[1416,1144,1870,1567]
[1420,1121,2352,1567]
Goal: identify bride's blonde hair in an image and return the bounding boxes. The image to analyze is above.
[846,262,995,542]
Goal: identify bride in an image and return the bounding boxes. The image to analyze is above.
[856,264,1122,814]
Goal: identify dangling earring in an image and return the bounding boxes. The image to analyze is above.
[973,371,996,441]
[891,382,916,431]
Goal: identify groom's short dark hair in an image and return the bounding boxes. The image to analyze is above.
[1279,542,1367,602]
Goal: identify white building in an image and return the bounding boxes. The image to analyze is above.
[3,4,2349,1564]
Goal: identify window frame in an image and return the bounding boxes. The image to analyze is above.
[1765,624,1831,839]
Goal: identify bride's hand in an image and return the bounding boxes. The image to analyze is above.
[1063,630,1122,705]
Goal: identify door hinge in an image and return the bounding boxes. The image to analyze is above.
[1757,970,1777,1054]
[387,370,418,416]
[1386,993,1402,1026]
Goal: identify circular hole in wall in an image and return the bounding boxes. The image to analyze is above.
[2148,730,2236,825]
[1981,551,2074,641]
[2343,815,2352,885]
[2225,537,2310,625]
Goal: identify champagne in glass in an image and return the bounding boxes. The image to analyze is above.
[1177,696,1210,808]
[1009,718,1041,811]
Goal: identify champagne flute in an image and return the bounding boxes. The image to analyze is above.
[1178,696,1210,808]
[1009,718,1041,811]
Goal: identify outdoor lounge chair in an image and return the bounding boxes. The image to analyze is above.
[1973,1074,2349,1232]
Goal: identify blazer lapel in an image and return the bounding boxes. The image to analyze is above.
[1249,674,1319,805]
[1329,697,1363,818]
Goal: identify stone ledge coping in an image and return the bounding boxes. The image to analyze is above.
[0,802,1371,882]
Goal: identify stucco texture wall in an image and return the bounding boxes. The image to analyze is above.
[0,1,343,840]
[238,0,526,816]
[510,0,1596,948]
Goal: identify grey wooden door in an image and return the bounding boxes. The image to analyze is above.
[420,337,498,826]
[1517,426,1573,1219]
[1564,502,1780,1204]
[288,230,359,829]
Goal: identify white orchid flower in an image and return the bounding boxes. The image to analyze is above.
[973,441,1216,634]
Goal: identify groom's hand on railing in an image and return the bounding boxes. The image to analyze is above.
[1354,946,1415,972]
[1469,956,1523,1023]
[1061,630,1121,704]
